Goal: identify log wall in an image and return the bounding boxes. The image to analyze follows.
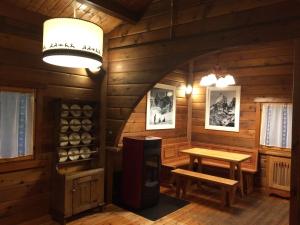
[107,0,300,146]
[119,71,190,162]
[0,3,101,225]
[191,40,293,149]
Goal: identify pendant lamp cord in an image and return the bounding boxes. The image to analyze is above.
[73,0,77,18]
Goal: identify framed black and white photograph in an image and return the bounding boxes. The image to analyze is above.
[146,83,176,130]
[205,86,241,132]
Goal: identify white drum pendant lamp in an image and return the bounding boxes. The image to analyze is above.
[42,18,103,69]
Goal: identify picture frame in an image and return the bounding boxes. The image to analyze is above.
[146,83,176,130]
[205,86,241,132]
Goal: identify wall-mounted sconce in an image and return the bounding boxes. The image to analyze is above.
[185,84,193,95]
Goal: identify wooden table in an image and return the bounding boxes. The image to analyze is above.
[180,148,251,197]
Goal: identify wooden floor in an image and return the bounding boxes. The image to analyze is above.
[20,186,289,225]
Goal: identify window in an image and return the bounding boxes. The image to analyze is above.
[260,103,292,149]
[0,88,35,159]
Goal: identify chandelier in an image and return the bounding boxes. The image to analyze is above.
[200,73,235,88]
[42,2,103,69]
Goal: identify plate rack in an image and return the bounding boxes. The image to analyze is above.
[55,100,99,167]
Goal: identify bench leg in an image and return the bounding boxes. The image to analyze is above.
[221,187,227,207]
[175,176,181,198]
[228,186,237,207]
[245,173,254,194]
[182,178,188,198]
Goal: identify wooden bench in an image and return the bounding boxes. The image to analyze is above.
[171,168,238,207]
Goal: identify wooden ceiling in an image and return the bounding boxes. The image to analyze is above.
[4,0,154,33]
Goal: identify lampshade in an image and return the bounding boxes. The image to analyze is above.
[42,18,103,69]
[200,73,217,86]
[216,77,228,88]
[224,74,235,85]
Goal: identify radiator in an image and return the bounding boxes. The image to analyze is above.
[268,156,291,192]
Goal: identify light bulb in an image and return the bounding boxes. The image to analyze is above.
[224,74,235,85]
[216,77,228,88]
[200,73,217,86]
[185,84,193,95]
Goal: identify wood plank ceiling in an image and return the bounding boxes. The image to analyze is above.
[3,0,153,33]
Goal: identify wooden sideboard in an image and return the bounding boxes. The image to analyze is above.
[259,147,291,198]
[51,100,105,224]
[51,168,104,224]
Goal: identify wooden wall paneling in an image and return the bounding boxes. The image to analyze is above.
[0,5,102,224]
[118,72,189,164]
[191,41,293,150]
[109,0,289,49]
[107,0,300,146]
[290,39,300,225]
[0,1,46,27]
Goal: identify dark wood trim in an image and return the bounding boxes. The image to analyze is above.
[187,61,193,144]
[255,103,261,149]
[0,159,47,174]
[290,39,300,225]
[78,0,141,23]
[259,146,291,158]
[254,97,292,103]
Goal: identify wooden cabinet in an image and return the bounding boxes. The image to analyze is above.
[51,168,104,224]
[267,156,291,197]
[72,170,104,214]
[259,148,291,198]
[51,100,105,224]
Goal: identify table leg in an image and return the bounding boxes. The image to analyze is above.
[189,156,195,170]
[197,157,203,189]
[237,164,244,198]
[186,156,195,192]
[197,157,202,172]
[229,162,236,179]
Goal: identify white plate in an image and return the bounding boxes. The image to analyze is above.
[70,104,81,117]
[60,119,69,133]
[83,105,93,117]
[69,133,80,145]
[58,150,68,162]
[68,148,80,161]
[81,132,92,145]
[59,134,68,146]
[80,147,91,159]
[70,119,81,132]
[61,104,69,117]
[82,119,92,131]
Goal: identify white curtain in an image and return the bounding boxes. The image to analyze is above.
[0,92,34,158]
[260,103,292,148]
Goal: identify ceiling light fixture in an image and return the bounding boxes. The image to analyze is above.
[200,72,235,88]
[200,73,217,86]
[42,1,103,69]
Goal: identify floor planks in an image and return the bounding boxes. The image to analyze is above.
[20,186,289,225]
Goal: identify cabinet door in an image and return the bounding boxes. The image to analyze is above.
[72,172,104,215]
[91,172,104,206]
[72,175,94,214]
[268,156,291,191]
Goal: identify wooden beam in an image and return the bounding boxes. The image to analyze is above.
[254,97,292,103]
[290,39,300,225]
[78,0,141,23]
[187,61,193,144]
